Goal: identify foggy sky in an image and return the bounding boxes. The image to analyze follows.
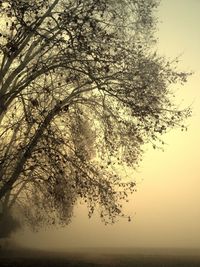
[14,0,200,250]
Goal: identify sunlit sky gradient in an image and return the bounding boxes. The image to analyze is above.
[15,0,200,249]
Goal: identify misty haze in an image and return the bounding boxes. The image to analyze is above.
[0,0,200,266]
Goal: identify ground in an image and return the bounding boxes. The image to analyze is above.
[1,247,200,266]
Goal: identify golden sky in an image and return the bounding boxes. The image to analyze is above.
[15,0,200,250]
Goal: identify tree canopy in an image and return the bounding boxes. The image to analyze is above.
[0,0,191,235]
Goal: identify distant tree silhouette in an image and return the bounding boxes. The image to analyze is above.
[0,0,191,236]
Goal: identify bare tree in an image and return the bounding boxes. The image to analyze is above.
[0,0,191,236]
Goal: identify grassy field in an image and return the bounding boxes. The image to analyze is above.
[1,247,200,266]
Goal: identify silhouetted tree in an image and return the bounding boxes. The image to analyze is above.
[0,0,191,236]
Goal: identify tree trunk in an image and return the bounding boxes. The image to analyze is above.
[0,199,20,240]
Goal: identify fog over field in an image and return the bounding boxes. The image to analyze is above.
[0,1,200,266]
